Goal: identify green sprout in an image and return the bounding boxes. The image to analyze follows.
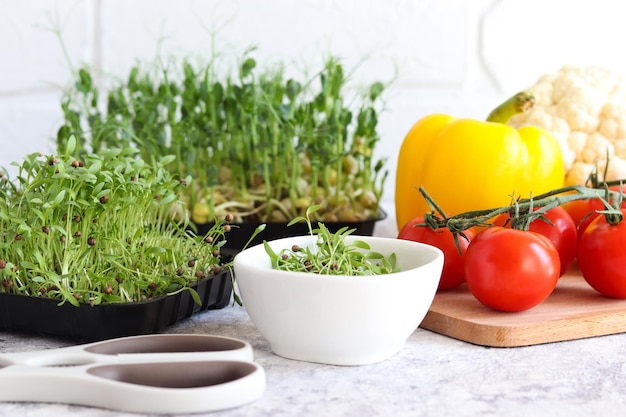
[56,52,389,226]
[0,137,232,306]
[264,205,399,276]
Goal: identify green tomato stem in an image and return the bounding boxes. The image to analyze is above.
[419,182,625,235]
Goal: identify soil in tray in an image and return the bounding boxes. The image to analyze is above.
[419,268,626,348]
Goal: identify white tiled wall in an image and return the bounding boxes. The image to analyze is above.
[3,0,626,205]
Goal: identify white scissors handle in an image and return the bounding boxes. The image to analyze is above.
[0,333,253,366]
[0,359,265,413]
[0,334,265,413]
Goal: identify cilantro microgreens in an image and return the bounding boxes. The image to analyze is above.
[0,137,231,306]
[263,205,399,275]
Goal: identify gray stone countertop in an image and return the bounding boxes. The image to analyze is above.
[1,205,626,417]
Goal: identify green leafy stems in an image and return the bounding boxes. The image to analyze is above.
[263,205,399,276]
[0,137,233,306]
[57,52,389,226]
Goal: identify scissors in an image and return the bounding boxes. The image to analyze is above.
[0,333,265,414]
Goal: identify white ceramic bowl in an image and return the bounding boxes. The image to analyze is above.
[233,235,444,366]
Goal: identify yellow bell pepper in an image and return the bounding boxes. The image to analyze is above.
[395,92,565,230]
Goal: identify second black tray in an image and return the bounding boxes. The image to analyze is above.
[196,209,387,256]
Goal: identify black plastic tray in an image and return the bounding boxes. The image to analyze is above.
[197,209,386,255]
[0,270,232,342]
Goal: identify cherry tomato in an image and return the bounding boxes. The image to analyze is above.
[492,206,577,276]
[562,198,603,239]
[398,217,475,290]
[578,208,626,298]
[562,185,626,239]
[561,199,594,233]
[464,227,560,312]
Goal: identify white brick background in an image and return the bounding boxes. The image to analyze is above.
[2,0,626,205]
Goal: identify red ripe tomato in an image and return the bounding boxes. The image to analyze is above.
[464,227,560,312]
[562,198,604,239]
[562,185,626,239]
[398,217,475,290]
[492,206,577,276]
[577,209,626,298]
[561,199,595,233]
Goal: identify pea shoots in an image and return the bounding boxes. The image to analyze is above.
[56,52,389,226]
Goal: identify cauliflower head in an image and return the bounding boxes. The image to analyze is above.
[509,66,626,185]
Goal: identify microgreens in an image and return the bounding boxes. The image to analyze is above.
[0,137,232,306]
[264,205,399,275]
[56,51,389,226]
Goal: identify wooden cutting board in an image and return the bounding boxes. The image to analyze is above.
[419,269,626,347]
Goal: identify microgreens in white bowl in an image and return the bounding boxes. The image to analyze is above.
[263,205,399,276]
[234,206,444,365]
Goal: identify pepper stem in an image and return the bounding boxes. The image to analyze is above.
[486,91,535,123]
